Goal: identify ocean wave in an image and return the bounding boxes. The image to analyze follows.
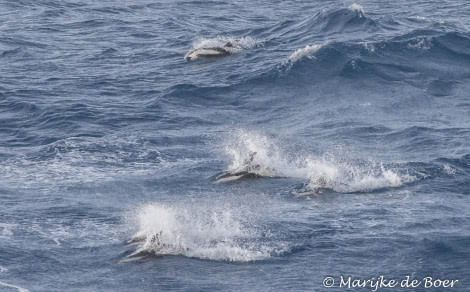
[274,30,470,86]
[386,126,470,158]
[437,154,470,175]
[316,3,378,35]
[257,3,377,42]
[164,6,470,97]
[0,135,167,190]
[281,42,327,70]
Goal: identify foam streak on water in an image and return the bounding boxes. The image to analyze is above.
[0,281,30,292]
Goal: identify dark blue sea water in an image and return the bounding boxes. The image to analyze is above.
[1,1,470,291]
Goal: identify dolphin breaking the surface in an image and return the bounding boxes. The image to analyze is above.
[185,42,234,61]
[214,152,277,183]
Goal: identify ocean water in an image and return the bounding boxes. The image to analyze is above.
[1,0,470,291]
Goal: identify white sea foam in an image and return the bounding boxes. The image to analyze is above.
[223,129,282,178]
[0,281,30,292]
[407,37,432,51]
[348,3,365,16]
[124,202,284,262]
[221,129,415,193]
[362,42,375,53]
[443,164,456,175]
[0,223,15,238]
[282,43,326,69]
[409,15,427,21]
[0,135,169,190]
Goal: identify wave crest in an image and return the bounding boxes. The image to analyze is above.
[281,42,327,70]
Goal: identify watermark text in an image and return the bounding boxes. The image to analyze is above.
[323,275,459,291]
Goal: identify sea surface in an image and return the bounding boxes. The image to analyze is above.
[1,0,470,291]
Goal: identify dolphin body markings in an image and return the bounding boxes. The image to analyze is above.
[121,231,188,262]
[214,152,276,183]
[185,42,234,61]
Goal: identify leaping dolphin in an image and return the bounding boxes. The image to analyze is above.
[185,42,234,61]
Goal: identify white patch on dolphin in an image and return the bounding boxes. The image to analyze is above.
[185,42,234,61]
[214,152,276,183]
[184,36,261,61]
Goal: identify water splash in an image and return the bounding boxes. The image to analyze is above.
[348,3,365,16]
[281,42,327,70]
[219,129,415,193]
[0,135,166,190]
[123,202,286,262]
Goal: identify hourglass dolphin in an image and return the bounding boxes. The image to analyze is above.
[185,42,234,61]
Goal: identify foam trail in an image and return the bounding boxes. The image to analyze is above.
[0,281,30,292]
[302,159,405,193]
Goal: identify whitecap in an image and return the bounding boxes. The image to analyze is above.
[443,164,456,175]
[348,3,365,16]
[362,42,375,53]
[282,43,327,69]
[407,37,432,51]
[0,223,16,238]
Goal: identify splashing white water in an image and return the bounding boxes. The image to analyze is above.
[124,201,285,262]
[443,164,456,175]
[407,36,432,51]
[221,129,414,193]
[223,129,280,178]
[348,3,365,16]
[282,43,327,70]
